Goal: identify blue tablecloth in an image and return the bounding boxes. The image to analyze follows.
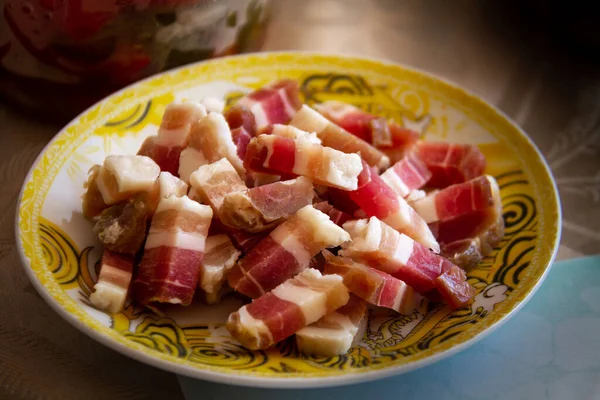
[179,255,600,400]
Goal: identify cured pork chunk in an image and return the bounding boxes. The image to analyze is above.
[290,105,390,170]
[198,235,241,304]
[314,100,420,162]
[413,175,496,224]
[296,294,368,357]
[226,268,349,350]
[341,217,474,307]
[347,161,439,252]
[139,102,207,175]
[89,250,135,313]
[431,176,504,269]
[133,196,212,305]
[244,133,363,190]
[323,251,419,314]
[179,112,246,183]
[227,205,350,298]
[188,158,247,213]
[95,155,160,206]
[235,79,302,133]
[220,176,314,232]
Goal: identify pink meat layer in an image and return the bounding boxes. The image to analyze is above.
[133,246,203,306]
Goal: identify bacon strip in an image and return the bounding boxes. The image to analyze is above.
[244,134,363,190]
[89,250,135,313]
[220,176,314,232]
[198,235,241,304]
[296,294,368,356]
[340,217,473,307]
[95,155,161,206]
[133,196,212,305]
[236,79,302,133]
[380,154,432,198]
[347,161,439,251]
[413,175,495,223]
[227,205,351,298]
[188,158,247,213]
[290,105,390,170]
[179,112,246,183]
[323,251,419,314]
[416,142,486,188]
[226,268,349,350]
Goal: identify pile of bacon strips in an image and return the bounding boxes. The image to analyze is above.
[82,80,504,356]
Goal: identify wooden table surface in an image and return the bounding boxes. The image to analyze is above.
[1,1,598,398]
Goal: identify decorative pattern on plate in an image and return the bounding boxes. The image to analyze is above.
[16,53,560,385]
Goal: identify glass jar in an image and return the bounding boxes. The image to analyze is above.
[0,0,269,122]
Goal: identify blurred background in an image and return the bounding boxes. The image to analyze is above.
[1,1,599,398]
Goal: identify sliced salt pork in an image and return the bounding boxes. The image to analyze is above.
[348,161,439,252]
[416,142,486,188]
[290,105,390,170]
[323,251,418,314]
[380,154,432,199]
[226,268,349,350]
[235,79,302,133]
[133,195,212,305]
[89,250,135,313]
[82,165,108,218]
[219,176,314,232]
[340,217,473,307]
[189,158,247,213]
[227,205,351,299]
[95,155,160,206]
[179,112,246,183]
[198,235,241,304]
[296,294,368,357]
[244,134,363,190]
[413,175,495,223]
